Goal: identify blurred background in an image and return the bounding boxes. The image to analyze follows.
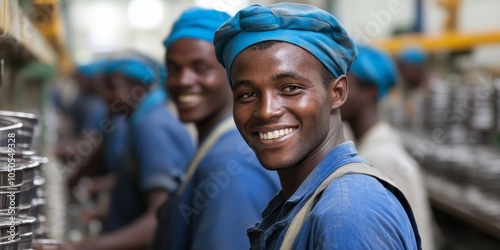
[0,0,499,249]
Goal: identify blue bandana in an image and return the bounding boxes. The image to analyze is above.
[164,7,231,48]
[349,46,397,99]
[108,58,158,86]
[213,2,357,84]
[398,47,426,65]
[77,62,107,76]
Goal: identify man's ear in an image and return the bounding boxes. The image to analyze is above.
[328,75,348,110]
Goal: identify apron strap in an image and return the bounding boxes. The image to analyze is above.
[176,117,236,196]
[280,162,421,250]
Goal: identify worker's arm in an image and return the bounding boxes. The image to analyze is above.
[64,189,168,250]
[66,145,104,189]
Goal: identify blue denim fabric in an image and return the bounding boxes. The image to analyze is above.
[248,142,420,250]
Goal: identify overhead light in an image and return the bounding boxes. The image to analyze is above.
[128,0,163,30]
[195,0,250,15]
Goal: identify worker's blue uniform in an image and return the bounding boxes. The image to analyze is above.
[247,142,419,249]
[105,87,195,231]
[102,115,128,173]
[67,93,107,135]
[152,117,281,250]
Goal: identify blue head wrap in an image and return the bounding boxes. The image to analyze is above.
[77,62,107,77]
[107,58,158,86]
[164,7,231,48]
[349,46,397,99]
[213,2,357,85]
[398,46,426,65]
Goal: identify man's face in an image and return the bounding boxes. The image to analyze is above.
[98,73,145,114]
[230,42,340,171]
[97,74,121,108]
[166,38,232,123]
[398,62,424,89]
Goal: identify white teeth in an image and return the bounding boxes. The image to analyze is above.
[267,132,273,139]
[178,95,201,103]
[259,127,296,140]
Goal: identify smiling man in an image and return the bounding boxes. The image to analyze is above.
[214,3,421,249]
[151,7,280,250]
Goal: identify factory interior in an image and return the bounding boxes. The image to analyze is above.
[0,0,500,249]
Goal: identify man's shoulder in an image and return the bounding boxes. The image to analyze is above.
[136,104,175,126]
[309,173,410,226]
[305,174,417,248]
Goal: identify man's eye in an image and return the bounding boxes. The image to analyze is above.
[167,65,180,75]
[194,65,210,75]
[282,85,301,92]
[239,92,257,99]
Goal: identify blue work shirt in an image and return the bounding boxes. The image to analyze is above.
[68,93,107,135]
[102,115,128,173]
[105,90,195,231]
[248,142,420,250]
[152,121,281,250]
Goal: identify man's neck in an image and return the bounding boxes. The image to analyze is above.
[196,104,232,142]
[278,116,345,199]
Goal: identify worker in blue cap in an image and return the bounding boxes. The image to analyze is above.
[341,46,435,250]
[62,57,195,250]
[68,63,108,136]
[54,63,107,164]
[214,2,421,249]
[395,46,445,130]
[151,7,280,250]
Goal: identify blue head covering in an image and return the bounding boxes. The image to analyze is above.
[107,58,158,86]
[213,2,357,85]
[77,62,107,77]
[398,46,426,65]
[349,46,397,99]
[164,7,231,48]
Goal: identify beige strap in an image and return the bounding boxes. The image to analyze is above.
[280,162,398,250]
[176,117,236,196]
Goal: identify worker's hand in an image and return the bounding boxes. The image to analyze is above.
[80,208,105,225]
[33,244,60,250]
[59,241,98,250]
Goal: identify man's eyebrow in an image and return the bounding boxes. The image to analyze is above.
[272,71,306,81]
[166,58,208,65]
[231,80,253,90]
[232,71,307,90]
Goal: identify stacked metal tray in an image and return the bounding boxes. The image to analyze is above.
[0,111,47,250]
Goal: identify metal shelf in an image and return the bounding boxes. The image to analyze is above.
[425,172,500,239]
[1,0,56,64]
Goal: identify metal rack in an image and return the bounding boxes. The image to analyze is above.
[0,0,56,65]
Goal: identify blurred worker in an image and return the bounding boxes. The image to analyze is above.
[67,64,108,136]
[71,60,130,225]
[65,61,125,190]
[341,46,435,250]
[151,7,280,250]
[214,3,420,249]
[396,46,444,130]
[55,64,107,164]
[63,58,195,250]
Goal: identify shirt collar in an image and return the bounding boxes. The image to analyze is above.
[261,141,362,219]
